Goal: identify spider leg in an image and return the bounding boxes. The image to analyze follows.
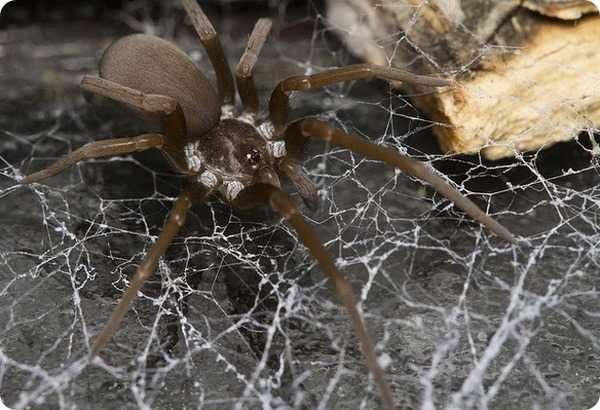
[269,63,454,131]
[277,157,319,209]
[82,76,180,117]
[235,18,272,114]
[181,0,235,106]
[233,184,395,410]
[92,190,193,357]
[81,76,189,171]
[287,119,517,244]
[22,133,164,184]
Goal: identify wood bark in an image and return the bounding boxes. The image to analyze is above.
[326,0,600,159]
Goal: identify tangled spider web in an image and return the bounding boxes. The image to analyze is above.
[1,1,600,409]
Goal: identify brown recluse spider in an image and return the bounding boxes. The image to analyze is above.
[21,1,516,408]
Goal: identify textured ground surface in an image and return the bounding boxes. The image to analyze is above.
[1,2,600,409]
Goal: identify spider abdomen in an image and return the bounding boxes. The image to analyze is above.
[99,34,221,137]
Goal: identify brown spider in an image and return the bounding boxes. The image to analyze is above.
[21,1,516,408]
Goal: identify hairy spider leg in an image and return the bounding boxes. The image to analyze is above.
[81,76,190,172]
[22,134,165,184]
[182,0,235,106]
[288,119,517,244]
[233,183,395,410]
[235,17,272,114]
[91,191,193,356]
[269,63,454,132]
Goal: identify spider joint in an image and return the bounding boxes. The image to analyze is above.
[184,141,203,172]
[220,104,236,120]
[268,141,286,158]
[199,171,219,188]
[257,121,276,140]
[237,112,256,125]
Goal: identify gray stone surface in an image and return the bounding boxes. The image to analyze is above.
[1,2,600,410]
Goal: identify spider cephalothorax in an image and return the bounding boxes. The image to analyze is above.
[21,1,517,408]
[183,117,286,200]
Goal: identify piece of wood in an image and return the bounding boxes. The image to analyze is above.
[327,0,600,159]
[523,0,597,19]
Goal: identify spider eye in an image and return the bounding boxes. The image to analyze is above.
[245,148,261,166]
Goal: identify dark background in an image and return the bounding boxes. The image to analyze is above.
[0,0,322,27]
